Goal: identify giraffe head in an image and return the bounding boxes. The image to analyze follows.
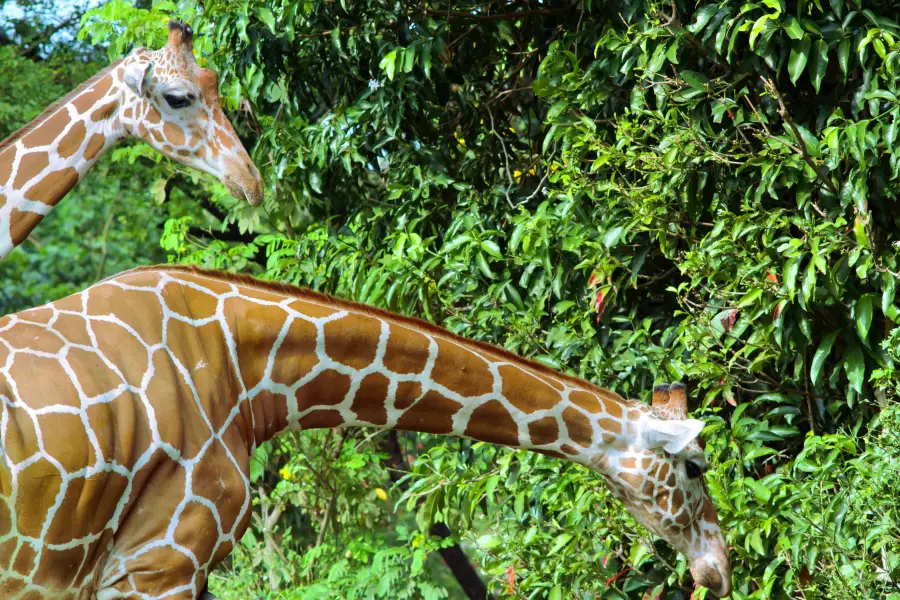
[119,21,263,205]
[597,383,731,597]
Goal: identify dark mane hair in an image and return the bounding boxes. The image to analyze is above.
[127,264,633,405]
[0,59,124,154]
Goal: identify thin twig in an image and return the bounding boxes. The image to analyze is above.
[761,77,840,196]
[487,107,516,209]
[659,0,678,27]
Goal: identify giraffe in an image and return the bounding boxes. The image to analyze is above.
[0,264,732,598]
[0,21,263,261]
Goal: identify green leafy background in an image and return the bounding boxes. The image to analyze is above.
[4,0,900,597]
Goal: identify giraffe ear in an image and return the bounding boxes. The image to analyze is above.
[643,418,705,454]
[124,61,153,97]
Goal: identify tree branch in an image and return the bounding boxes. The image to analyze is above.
[761,77,840,197]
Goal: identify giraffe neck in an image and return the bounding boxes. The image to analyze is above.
[0,61,128,259]
[208,278,637,466]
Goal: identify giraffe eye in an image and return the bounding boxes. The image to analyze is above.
[685,460,704,479]
[164,93,192,109]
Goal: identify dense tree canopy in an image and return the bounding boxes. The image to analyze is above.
[5,0,900,597]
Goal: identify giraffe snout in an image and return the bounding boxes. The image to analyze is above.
[689,553,732,597]
[223,157,264,207]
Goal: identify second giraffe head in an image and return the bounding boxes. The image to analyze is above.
[120,21,263,205]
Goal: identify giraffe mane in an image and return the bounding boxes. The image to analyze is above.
[128,264,636,408]
[0,58,125,154]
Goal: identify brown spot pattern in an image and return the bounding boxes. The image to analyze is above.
[431,338,493,396]
[23,167,78,205]
[383,325,431,374]
[527,416,559,446]
[57,121,87,158]
[396,390,462,434]
[324,314,381,370]
[83,133,106,161]
[562,407,593,447]
[12,151,49,189]
[464,400,519,447]
[500,364,560,413]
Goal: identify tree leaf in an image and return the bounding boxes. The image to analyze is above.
[789,37,811,85]
[254,7,276,33]
[855,293,874,341]
[811,330,840,386]
[784,17,805,40]
[810,39,829,93]
[687,4,719,33]
[476,252,494,279]
[843,338,866,394]
[838,37,851,75]
[480,239,503,259]
[785,256,803,298]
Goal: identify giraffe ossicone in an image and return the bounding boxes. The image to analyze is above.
[0,21,263,261]
[0,265,731,598]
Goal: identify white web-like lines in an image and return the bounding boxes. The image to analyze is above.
[0,66,124,261]
[0,267,642,598]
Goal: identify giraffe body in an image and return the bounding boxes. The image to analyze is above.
[0,266,731,598]
[0,22,262,260]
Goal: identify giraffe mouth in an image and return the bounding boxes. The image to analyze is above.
[690,556,732,597]
[224,172,263,207]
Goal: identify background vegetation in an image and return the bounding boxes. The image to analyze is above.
[4,0,900,597]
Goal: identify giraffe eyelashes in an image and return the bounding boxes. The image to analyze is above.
[164,93,193,109]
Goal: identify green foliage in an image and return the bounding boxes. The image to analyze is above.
[67,0,900,597]
[209,429,461,599]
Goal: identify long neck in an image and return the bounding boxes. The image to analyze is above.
[0,62,127,259]
[223,287,634,465]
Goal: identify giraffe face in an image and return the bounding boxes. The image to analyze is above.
[121,21,263,206]
[598,384,731,597]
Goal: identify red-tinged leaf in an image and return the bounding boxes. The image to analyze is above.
[774,303,781,320]
[588,272,600,286]
[767,272,778,283]
[406,454,415,465]
[605,569,628,587]
[595,290,608,322]
[722,309,738,332]
[726,394,737,406]
[601,554,610,567]
[506,566,516,594]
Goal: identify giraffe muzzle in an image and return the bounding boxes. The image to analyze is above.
[223,160,264,207]
[690,555,732,597]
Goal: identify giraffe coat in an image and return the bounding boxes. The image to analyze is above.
[0,265,731,598]
[0,21,262,261]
